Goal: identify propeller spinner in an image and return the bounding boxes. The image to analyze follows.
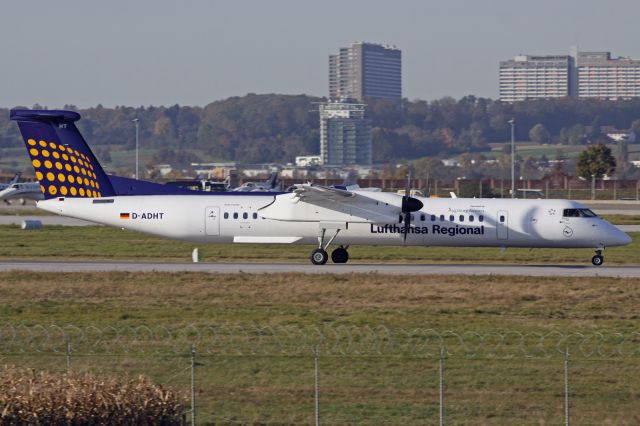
[401,172,424,242]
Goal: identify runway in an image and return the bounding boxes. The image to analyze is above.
[1,261,640,277]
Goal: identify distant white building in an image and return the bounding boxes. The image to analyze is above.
[295,155,322,167]
[499,55,574,102]
[577,52,640,99]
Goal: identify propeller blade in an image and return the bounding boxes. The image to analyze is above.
[405,171,411,199]
[403,211,410,242]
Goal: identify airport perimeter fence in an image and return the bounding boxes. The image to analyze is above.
[1,324,640,425]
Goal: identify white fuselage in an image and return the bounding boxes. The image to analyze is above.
[37,191,631,250]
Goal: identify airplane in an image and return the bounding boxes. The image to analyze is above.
[0,172,22,190]
[232,171,280,192]
[0,172,44,204]
[10,109,631,266]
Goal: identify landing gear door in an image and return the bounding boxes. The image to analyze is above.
[205,207,220,236]
[496,210,508,240]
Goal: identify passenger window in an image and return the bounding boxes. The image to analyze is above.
[420,214,426,222]
[459,215,464,222]
[233,212,238,219]
[243,212,248,219]
[449,215,454,222]
[499,215,505,223]
[469,215,474,222]
[431,215,436,221]
[479,215,484,222]
[253,212,258,219]
[440,215,445,221]
[411,214,415,221]
[224,212,229,219]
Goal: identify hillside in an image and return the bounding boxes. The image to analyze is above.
[2,95,640,168]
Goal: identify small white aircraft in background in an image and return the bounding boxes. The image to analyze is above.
[10,109,632,266]
[0,172,43,204]
[0,172,21,191]
[231,172,280,192]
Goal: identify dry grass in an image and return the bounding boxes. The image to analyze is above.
[1,271,639,331]
[0,365,187,424]
[1,272,639,424]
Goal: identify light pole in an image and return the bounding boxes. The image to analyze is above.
[508,118,515,198]
[132,118,140,179]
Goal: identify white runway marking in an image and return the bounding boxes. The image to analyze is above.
[1,261,639,277]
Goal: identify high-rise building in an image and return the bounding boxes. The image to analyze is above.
[577,52,640,99]
[499,55,574,102]
[319,101,372,166]
[329,42,401,101]
[499,51,640,102]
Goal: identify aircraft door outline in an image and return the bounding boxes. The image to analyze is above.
[496,210,508,240]
[205,206,220,236]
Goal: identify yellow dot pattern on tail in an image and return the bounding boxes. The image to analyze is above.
[25,139,102,198]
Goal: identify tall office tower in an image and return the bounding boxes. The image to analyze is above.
[329,42,401,101]
[577,52,640,99]
[319,101,372,165]
[499,55,574,102]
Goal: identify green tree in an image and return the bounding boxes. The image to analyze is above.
[576,143,616,179]
[588,116,602,142]
[528,124,550,143]
[568,124,586,145]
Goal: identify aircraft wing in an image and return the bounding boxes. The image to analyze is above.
[259,184,400,224]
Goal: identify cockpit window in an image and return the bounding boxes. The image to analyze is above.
[579,208,597,217]
[563,208,598,218]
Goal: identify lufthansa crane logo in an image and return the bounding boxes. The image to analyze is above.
[563,226,574,238]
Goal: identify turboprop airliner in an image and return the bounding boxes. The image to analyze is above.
[10,109,631,266]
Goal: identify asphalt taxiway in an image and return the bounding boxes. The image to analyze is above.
[1,261,639,277]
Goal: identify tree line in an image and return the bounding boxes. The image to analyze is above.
[2,95,640,164]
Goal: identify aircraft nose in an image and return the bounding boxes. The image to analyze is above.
[608,226,632,246]
[619,231,632,246]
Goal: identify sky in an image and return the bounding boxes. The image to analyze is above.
[1,0,639,108]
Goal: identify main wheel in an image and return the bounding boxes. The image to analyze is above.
[310,248,328,265]
[331,247,349,264]
[591,255,604,266]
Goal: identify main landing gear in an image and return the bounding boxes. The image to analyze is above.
[591,249,604,266]
[310,227,349,265]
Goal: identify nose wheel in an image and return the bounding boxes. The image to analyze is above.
[591,250,604,266]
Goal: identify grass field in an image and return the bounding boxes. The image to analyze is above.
[0,224,637,265]
[1,218,639,423]
[0,272,638,424]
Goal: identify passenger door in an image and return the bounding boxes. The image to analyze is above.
[496,210,508,240]
[205,206,220,236]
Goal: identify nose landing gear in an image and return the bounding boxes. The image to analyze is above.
[591,249,604,266]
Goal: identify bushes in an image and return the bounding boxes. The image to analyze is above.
[0,366,187,425]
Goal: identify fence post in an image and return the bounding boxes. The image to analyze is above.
[439,347,445,426]
[564,348,570,426]
[191,344,197,426]
[66,341,71,371]
[314,345,320,426]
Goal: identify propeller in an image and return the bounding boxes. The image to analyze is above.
[401,171,424,242]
